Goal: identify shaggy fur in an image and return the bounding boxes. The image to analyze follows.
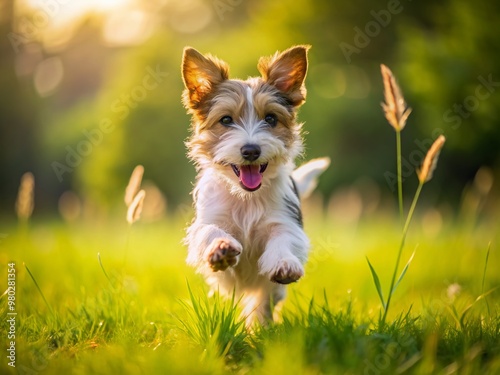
[181,45,329,326]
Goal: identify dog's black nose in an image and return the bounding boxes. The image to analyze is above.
[240,144,261,161]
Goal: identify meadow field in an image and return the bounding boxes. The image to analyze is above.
[2,41,499,375]
[2,2,500,374]
[1,202,499,374]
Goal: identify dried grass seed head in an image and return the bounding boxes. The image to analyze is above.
[16,172,35,220]
[418,135,446,183]
[125,165,144,206]
[380,64,412,132]
[127,189,146,224]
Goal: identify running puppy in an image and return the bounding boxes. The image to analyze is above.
[181,45,329,326]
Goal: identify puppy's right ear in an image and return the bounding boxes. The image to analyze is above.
[182,47,229,110]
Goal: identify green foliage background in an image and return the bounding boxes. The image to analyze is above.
[1,0,500,216]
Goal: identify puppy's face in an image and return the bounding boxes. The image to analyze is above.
[182,46,309,195]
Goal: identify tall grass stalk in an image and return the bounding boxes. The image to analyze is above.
[396,130,404,224]
[381,181,423,326]
[369,65,446,329]
[370,135,445,328]
[380,64,411,225]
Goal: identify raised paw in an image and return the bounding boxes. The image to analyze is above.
[207,238,242,272]
[270,259,304,284]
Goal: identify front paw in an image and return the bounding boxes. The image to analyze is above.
[270,259,304,284]
[207,238,242,272]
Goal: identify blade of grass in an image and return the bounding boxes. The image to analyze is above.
[446,304,461,328]
[481,243,491,314]
[186,280,201,317]
[98,252,115,289]
[177,282,247,361]
[459,286,499,329]
[366,257,386,310]
[24,263,54,315]
[392,249,416,294]
[481,243,491,295]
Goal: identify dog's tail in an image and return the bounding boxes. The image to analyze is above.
[292,157,330,199]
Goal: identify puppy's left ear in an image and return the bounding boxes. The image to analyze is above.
[182,47,229,110]
[258,45,310,107]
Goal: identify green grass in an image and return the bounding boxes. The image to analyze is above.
[1,215,499,374]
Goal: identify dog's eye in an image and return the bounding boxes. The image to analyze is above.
[220,116,233,127]
[264,114,277,127]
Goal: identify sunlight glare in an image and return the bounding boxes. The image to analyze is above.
[103,10,155,46]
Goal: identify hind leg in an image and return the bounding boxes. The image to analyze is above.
[242,284,286,328]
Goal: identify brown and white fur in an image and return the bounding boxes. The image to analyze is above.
[181,45,329,326]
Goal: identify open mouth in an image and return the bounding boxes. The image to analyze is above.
[231,163,268,191]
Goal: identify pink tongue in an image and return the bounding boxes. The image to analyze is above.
[240,165,262,189]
